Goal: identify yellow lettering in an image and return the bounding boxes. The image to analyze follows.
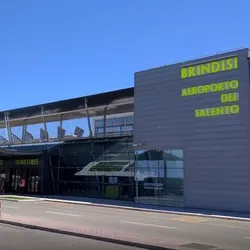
[221,94,227,103]
[33,159,39,165]
[223,81,230,90]
[181,56,239,79]
[217,83,224,91]
[192,87,197,95]
[226,58,233,70]
[200,109,206,117]
[230,80,239,89]
[187,88,193,96]
[195,109,200,117]
[216,106,224,115]
[196,65,201,76]
[221,92,239,103]
[181,89,188,96]
[181,68,188,79]
[210,108,217,116]
[231,104,240,114]
[195,105,240,118]
[210,83,218,92]
[15,159,39,165]
[197,86,204,94]
[201,64,210,75]
[204,85,210,93]
[221,59,225,71]
[181,80,239,97]
[211,62,220,73]
[225,106,230,114]
[188,67,195,78]
[234,57,238,69]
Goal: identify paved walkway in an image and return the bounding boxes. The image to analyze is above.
[0,223,148,250]
[12,194,250,221]
[1,193,250,220]
[2,200,250,250]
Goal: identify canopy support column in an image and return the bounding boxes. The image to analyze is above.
[4,112,12,144]
[41,106,48,141]
[22,119,28,142]
[84,97,92,137]
[103,107,107,138]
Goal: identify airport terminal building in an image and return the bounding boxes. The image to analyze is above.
[0,48,250,212]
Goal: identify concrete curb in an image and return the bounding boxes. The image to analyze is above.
[0,198,41,202]
[0,195,38,199]
[18,199,43,202]
[0,198,19,202]
[0,219,177,250]
[43,199,250,222]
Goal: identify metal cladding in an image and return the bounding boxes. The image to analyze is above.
[134,48,250,212]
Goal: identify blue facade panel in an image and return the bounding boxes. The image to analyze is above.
[134,49,250,212]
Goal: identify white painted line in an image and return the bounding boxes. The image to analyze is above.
[43,199,250,222]
[244,237,250,239]
[45,211,82,217]
[2,205,20,209]
[120,221,178,230]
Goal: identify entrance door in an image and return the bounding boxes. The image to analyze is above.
[27,168,41,194]
[9,167,27,193]
[0,162,5,193]
[8,167,41,194]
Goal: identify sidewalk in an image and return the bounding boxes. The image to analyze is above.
[24,194,250,221]
[0,213,182,250]
[0,195,249,250]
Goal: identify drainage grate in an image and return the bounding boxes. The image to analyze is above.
[180,243,216,250]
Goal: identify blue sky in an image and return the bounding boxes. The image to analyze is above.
[0,0,249,139]
[0,0,249,111]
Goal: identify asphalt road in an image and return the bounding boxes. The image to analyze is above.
[0,223,143,250]
[1,200,250,250]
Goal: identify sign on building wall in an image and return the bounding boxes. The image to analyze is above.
[180,56,240,118]
[15,159,39,166]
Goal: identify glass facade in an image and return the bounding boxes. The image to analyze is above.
[48,136,135,200]
[1,135,184,207]
[0,160,5,192]
[135,149,184,206]
[94,114,134,137]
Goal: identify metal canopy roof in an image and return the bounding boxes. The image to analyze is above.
[0,87,134,128]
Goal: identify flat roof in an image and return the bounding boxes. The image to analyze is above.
[0,87,134,128]
[135,48,248,74]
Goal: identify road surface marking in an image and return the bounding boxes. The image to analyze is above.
[170,216,210,223]
[2,205,20,209]
[120,221,177,230]
[244,237,250,239]
[45,211,82,217]
[207,222,250,230]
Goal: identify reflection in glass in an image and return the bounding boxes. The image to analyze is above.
[49,136,135,200]
[135,149,184,207]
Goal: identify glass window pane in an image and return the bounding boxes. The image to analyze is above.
[95,120,104,127]
[126,116,134,124]
[106,118,114,126]
[115,117,125,125]
[135,149,184,207]
[95,128,104,133]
